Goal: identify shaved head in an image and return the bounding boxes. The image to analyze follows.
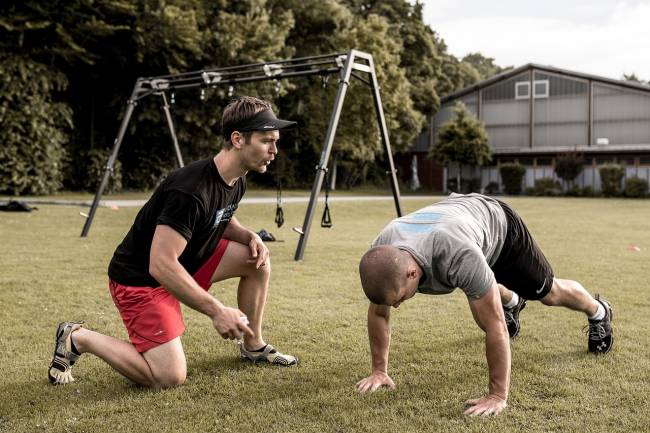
[359,245,409,305]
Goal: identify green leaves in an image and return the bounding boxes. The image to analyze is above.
[0,55,72,195]
[0,0,506,192]
[432,102,491,166]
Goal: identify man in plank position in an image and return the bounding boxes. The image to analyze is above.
[355,193,613,416]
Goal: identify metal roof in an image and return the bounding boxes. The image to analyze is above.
[441,63,650,104]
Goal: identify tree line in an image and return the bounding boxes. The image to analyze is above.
[0,0,506,194]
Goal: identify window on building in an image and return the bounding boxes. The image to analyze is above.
[499,158,515,164]
[536,157,552,166]
[534,80,549,98]
[515,82,530,100]
[514,80,549,99]
[639,156,650,165]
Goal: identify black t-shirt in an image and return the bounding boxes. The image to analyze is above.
[108,158,246,287]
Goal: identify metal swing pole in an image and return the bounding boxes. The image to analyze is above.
[293,52,356,261]
[80,81,143,237]
[161,92,184,168]
[366,54,403,217]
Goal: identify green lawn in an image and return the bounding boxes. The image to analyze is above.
[1,197,648,432]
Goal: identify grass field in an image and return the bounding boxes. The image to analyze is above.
[1,196,649,433]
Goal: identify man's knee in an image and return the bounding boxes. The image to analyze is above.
[259,255,271,276]
[541,278,573,306]
[143,337,187,389]
[152,367,186,389]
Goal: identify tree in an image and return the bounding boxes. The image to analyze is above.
[431,102,491,192]
[622,73,648,85]
[1,0,496,193]
[462,52,512,80]
[554,152,584,190]
[0,55,72,195]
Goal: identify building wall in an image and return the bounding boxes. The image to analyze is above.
[432,68,650,152]
[428,66,650,194]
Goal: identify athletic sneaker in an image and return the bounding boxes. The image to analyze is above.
[587,296,614,354]
[240,343,298,366]
[503,297,527,338]
[48,321,84,384]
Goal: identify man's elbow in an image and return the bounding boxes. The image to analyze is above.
[149,256,172,281]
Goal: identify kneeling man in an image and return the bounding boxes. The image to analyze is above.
[49,96,297,389]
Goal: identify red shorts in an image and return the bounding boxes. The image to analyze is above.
[108,238,230,353]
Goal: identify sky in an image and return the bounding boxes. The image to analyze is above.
[420,0,650,81]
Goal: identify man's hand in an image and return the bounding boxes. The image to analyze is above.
[212,306,254,340]
[355,371,395,393]
[463,394,507,417]
[247,233,269,269]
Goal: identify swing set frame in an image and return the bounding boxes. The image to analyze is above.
[80,49,403,261]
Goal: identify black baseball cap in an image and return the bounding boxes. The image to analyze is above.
[223,109,297,139]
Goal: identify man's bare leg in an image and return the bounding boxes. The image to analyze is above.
[498,284,515,304]
[540,278,599,316]
[71,330,186,388]
[210,241,270,350]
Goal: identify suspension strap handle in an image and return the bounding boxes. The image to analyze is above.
[319,165,332,228]
[275,177,284,228]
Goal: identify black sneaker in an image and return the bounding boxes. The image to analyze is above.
[587,296,614,354]
[503,297,526,338]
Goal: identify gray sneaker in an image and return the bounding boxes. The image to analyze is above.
[503,297,526,338]
[48,321,84,384]
[240,343,298,366]
[587,296,613,354]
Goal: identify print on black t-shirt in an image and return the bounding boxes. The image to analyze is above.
[108,158,246,288]
[213,203,238,227]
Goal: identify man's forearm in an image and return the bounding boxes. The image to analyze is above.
[151,256,223,318]
[223,217,254,244]
[367,305,391,373]
[484,326,511,400]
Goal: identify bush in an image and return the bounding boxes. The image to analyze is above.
[121,147,174,190]
[624,177,648,198]
[581,186,595,197]
[531,177,562,196]
[555,152,584,187]
[447,177,481,194]
[68,148,123,193]
[565,184,581,196]
[499,163,526,195]
[599,164,625,197]
[0,55,72,195]
[484,181,500,195]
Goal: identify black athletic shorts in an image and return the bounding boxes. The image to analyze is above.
[490,200,554,300]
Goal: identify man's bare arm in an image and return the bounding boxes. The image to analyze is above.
[356,303,395,392]
[149,225,253,339]
[464,282,511,416]
[224,217,268,268]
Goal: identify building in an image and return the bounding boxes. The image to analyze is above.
[421,64,650,192]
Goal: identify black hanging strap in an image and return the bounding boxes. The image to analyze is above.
[320,166,332,228]
[275,177,284,228]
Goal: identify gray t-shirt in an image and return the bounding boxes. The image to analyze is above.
[371,193,508,299]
